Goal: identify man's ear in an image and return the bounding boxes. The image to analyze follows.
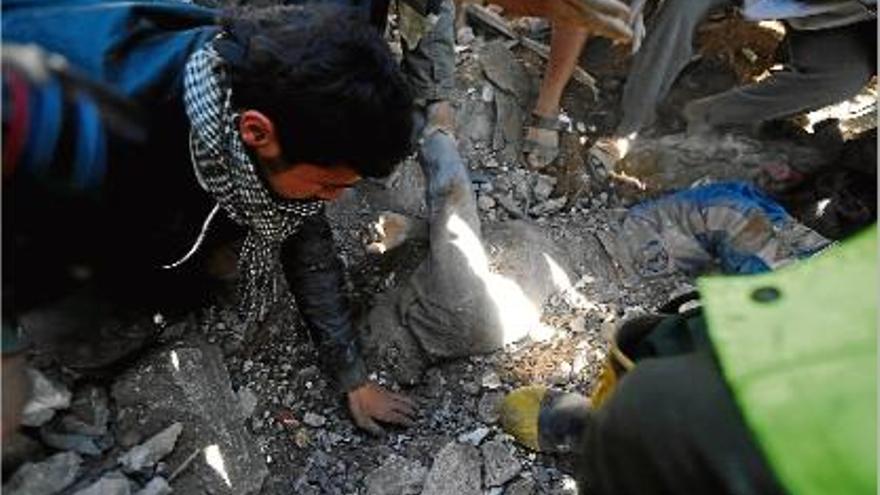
[238,109,282,160]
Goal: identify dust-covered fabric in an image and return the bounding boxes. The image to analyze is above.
[611,182,831,278]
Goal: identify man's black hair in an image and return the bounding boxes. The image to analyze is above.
[218,4,413,178]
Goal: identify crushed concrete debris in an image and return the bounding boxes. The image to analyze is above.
[477,392,504,424]
[21,368,72,427]
[133,477,173,495]
[4,451,83,495]
[71,471,132,495]
[481,439,522,487]
[119,422,183,473]
[363,454,427,495]
[421,442,482,495]
[302,412,327,428]
[458,426,491,446]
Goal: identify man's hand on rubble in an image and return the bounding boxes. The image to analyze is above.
[493,0,633,42]
[347,382,416,435]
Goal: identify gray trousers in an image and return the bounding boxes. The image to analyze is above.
[400,0,457,103]
[359,130,504,383]
[618,0,732,135]
[687,21,876,128]
[617,0,876,135]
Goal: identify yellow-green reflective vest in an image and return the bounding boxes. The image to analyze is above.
[700,226,877,495]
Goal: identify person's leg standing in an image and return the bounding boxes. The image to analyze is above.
[617,0,731,136]
[684,21,876,131]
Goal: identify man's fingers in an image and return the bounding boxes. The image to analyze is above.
[388,391,416,408]
[591,14,634,43]
[579,0,631,19]
[366,242,387,254]
[379,409,416,427]
[353,409,386,436]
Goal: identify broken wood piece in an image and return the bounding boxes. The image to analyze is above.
[168,448,201,483]
[465,3,598,96]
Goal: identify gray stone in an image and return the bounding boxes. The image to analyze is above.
[505,478,535,495]
[568,316,587,334]
[480,371,502,390]
[481,441,521,487]
[421,442,482,495]
[529,197,567,216]
[457,427,491,446]
[39,429,104,456]
[237,387,259,418]
[302,412,326,428]
[71,471,131,495]
[479,41,530,97]
[532,175,556,203]
[457,100,494,147]
[462,379,481,396]
[4,451,82,495]
[478,195,496,212]
[457,26,476,45]
[477,392,504,424]
[119,422,183,473]
[61,386,110,436]
[112,343,268,495]
[363,455,426,495]
[133,477,172,495]
[21,368,71,427]
[481,84,495,103]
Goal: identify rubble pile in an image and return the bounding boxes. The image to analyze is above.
[5,8,873,495]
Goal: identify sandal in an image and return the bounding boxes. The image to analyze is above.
[523,112,565,170]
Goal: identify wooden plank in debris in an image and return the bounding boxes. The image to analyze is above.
[465,3,598,96]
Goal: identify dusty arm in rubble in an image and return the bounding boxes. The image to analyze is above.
[281,213,367,392]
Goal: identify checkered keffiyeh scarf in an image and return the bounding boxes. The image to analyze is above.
[183,41,324,322]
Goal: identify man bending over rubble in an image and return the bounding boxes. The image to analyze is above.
[3,1,417,435]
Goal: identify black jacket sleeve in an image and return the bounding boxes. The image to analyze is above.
[281,212,367,392]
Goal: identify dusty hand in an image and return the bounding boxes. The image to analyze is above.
[347,382,417,436]
[366,211,414,254]
[552,0,633,41]
[493,0,633,43]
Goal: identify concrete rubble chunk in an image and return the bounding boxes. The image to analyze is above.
[478,392,504,424]
[237,387,258,419]
[481,440,522,487]
[505,477,536,495]
[363,454,427,495]
[3,451,83,495]
[458,427,491,446]
[21,368,72,427]
[62,385,110,436]
[133,477,172,495]
[479,41,530,97]
[421,442,482,495]
[119,422,183,473]
[71,471,131,495]
[532,175,556,203]
[39,428,104,456]
[112,342,268,495]
[481,371,502,390]
[302,412,326,428]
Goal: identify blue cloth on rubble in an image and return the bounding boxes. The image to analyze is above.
[622,182,831,276]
